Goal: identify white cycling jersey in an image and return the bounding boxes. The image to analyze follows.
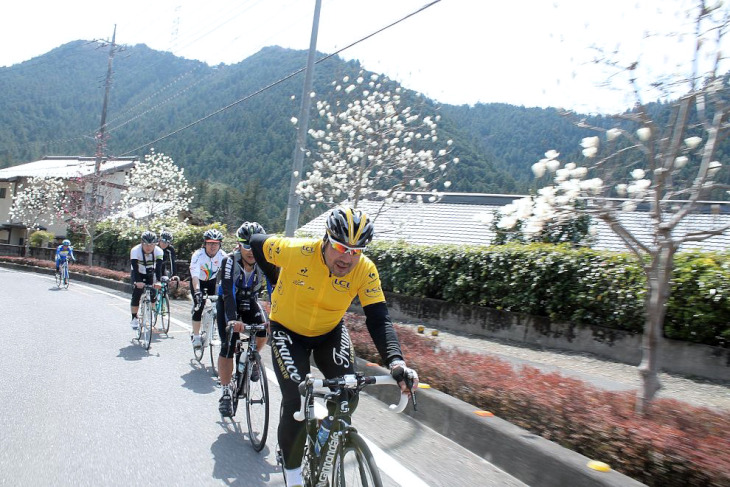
[130,244,163,276]
[189,247,226,281]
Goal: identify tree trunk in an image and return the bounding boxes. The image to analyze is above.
[636,244,675,414]
[86,222,96,267]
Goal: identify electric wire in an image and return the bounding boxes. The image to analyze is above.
[117,0,441,156]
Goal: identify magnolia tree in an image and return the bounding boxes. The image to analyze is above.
[64,171,124,265]
[295,72,457,215]
[9,176,66,254]
[113,149,192,233]
[492,2,730,413]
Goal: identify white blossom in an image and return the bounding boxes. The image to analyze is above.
[631,169,646,180]
[606,128,621,141]
[684,136,702,149]
[674,156,688,169]
[637,127,651,141]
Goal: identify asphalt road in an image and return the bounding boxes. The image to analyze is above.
[0,268,527,487]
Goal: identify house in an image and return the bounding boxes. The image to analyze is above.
[297,192,730,253]
[0,156,137,245]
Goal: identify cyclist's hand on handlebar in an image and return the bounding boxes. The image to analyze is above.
[227,320,244,333]
[153,282,162,290]
[389,359,419,396]
[134,282,145,289]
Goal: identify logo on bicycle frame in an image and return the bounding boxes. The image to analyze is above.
[318,434,340,485]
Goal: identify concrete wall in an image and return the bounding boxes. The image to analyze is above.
[383,291,729,381]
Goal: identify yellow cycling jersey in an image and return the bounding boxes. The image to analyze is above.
[262,236,385,337]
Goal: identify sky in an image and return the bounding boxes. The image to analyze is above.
[0,0,725,114]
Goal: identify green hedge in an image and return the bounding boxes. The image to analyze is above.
[368,242,730,347]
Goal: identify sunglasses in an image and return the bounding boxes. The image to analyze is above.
[330,240,365,255]
[238,242,251,250]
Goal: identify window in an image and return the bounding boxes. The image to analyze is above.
[0,187,6,198]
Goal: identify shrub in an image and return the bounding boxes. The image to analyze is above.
[368,241,729,346]
[346,313,730,487]
[29,230,55,248]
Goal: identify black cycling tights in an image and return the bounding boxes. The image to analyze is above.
[269,321,357,469]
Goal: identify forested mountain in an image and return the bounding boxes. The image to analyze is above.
[1,41,727,231]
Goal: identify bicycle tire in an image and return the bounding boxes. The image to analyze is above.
[142,297,153,350]
[333,431,383,487]
[54,270,62,288]
[208,311,219,376]
[245,352,269,452]
[135,297,144,341]
[160,295,170,334]
[193,311,207,362]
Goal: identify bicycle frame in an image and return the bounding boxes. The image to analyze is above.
[291,373,410,487]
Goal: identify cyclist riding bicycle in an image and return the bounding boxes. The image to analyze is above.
[249,206,418,487]
[157,230,180,283]
[217,221,276,417]
[54,239,76,276]
[189,228,226,349]
[129,231,163,330]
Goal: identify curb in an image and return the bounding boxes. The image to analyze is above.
[3,261,644,486]
[354,362,645,487]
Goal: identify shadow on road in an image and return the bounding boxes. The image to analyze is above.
[117,342,155,361]
[210,429,279,486]
[181,363,218,394]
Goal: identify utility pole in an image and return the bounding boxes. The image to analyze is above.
[86,25,118,266]
[284,0,322,237]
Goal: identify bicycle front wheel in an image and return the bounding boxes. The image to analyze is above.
[160,295,170,334]
[245,352,269,452]
[333,431,383,487]
[141,299,153,350]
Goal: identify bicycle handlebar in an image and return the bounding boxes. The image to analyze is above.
[293,373,410,422]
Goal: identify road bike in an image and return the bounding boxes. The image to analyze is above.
[55,260,70,289]
[194,292,220,374]
[279,372,414,487]
[224,320,270,451]
[153,277,171,335]
[135,285,155,350]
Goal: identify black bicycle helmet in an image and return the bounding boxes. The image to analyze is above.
[236,221,265,244]
[325,207,374,247]
[141,231,158,244]
[160,230,173,243]
[203,228,224,242]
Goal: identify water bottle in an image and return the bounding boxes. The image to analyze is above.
[314,416,333,456]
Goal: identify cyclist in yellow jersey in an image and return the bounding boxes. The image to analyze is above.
[249,206,418,487]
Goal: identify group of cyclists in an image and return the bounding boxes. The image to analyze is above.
[123,207,418,487]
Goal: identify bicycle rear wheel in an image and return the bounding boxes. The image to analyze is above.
[141,298,153,350]
[245,351,269,452]
[208,313,220,376]
[333,431,383,487]
[160,295,170,334]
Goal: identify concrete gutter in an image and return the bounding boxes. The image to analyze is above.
[2,261,644,486]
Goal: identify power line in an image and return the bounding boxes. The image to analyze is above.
[118,0,442,156]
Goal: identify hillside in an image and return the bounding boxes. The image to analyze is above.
[2,41,726,231]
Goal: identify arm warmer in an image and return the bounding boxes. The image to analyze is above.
[362,301,403,366]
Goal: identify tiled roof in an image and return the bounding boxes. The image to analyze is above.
[298,193,730,253]
[0,156,137,181]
